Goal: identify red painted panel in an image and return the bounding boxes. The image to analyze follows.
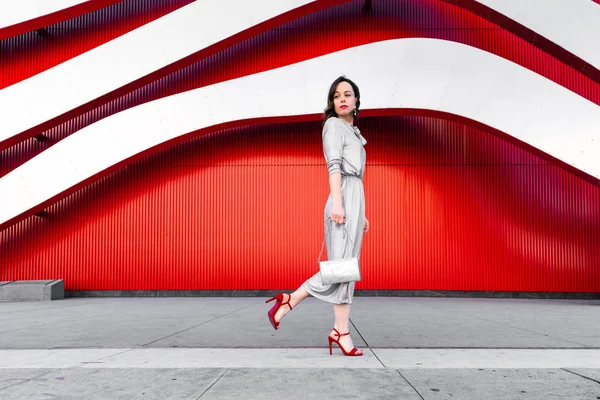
[0,0,194,89]
[0,0,124,41]
[2,117,598,292]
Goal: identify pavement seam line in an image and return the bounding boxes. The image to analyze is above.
[562,368,600,385]
[369,348,387,368]
[350,318,368,345]
[0,368,60,392]
[350,314,386,368]
[396,369,425,400]
[196,369,228,399]
[140,300,263,347]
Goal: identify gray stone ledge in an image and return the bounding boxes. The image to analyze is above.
[0,280,64,301]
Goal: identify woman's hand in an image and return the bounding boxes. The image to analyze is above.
[364,217,370,233]
[330,202,345,224]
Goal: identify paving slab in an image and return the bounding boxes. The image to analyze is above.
[2,297,600,350]
[0,368,225,400]
[399,368,600,400]
[0,299,160,334]
[83,348,383,369]
[4,348,600,370]
[0,316,219,349]
[200,368,421,400]
[0,297,599,400]
[375,349,600,369]
[350,298,588,348]
[0,348,382,369]
[406,297,600,347]
[150,298,366,348]
[0,349,129,369]
[0,298,259,348]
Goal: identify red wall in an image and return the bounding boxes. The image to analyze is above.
[2,117,599,292]
[1,0,599,292]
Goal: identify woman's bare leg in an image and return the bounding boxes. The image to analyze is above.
[330,304,363,355]
[274,287,310,323]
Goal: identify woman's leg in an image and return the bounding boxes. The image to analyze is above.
[274,286,310,323]
[330,304,363,354]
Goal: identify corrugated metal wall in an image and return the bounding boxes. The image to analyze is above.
[2,117,599,291]
[1,0,599,292]
[0,0,194,89]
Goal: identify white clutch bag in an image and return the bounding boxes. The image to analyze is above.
[317,217,361,285]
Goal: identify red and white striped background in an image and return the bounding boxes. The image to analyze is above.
[0,0,599,293]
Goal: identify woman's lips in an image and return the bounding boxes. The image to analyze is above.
[340,105,348,109]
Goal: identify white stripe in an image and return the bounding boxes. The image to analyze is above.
[0,349,128,369]
[0,0,97,30]
[376,348,600,369]
[1,39,599,227]
[476,0,600,71]
[0,0,317,146]
[1,348,599,369]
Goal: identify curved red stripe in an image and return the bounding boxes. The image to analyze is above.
[0,0,194,89]
[441,0,600,84]
[0,0,124,41]
[3,0,599,179]
[2,108,598,233]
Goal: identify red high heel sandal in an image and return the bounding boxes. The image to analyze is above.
[328,328,363,356]
[266,293,293,330]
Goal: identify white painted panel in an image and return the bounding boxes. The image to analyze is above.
[477,0,600,70]
[0,0,316,145]
[1,39,599,228]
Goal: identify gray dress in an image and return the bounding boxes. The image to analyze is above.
[302,117,367,304]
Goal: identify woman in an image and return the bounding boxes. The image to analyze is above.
[266,76,370,357]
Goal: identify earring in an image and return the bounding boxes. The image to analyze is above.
[353,108,358,117]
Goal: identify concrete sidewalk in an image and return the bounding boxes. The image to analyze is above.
[1,296,599,399]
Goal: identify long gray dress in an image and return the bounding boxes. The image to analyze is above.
[302,117,367,304]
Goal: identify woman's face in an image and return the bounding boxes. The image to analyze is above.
[333,81,358,118]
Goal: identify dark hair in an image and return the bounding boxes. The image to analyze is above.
[323,75,361,123]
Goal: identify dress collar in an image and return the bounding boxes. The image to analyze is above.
[336,117,367,145]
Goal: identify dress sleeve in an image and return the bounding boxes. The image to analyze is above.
[322,119,344,176]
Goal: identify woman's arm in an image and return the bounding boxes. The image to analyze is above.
[329,172,342,206]
[323,120,346,224]
[328,172,345,224]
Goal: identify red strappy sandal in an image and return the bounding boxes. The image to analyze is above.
[328,328,363,356]
[266,293,293,330]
